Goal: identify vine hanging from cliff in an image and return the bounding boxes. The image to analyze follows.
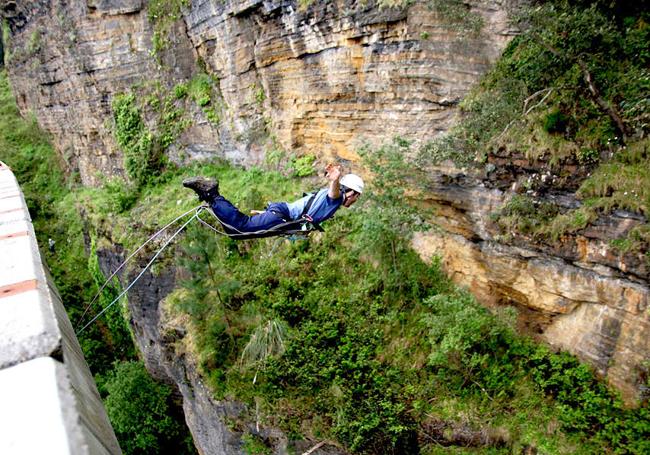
[147,0,191,60]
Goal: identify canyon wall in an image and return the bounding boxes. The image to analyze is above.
[411,163,649,403]
[3,0,647,432]
[3,0,200,184]
[3,0,515,184]
[97,246,348,454]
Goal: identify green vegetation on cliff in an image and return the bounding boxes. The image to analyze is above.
[111,73,221,189]
[113,93,159,187]
[422,1,649,164]
[147,0,191,58]
[160,139,649,454]
[102,360,193,454]
[4,59,649,452]
[419,0,650,256]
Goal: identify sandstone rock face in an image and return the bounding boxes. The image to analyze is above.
[412,166,649,404]
[185,0,515,163]
[4,0,201,185]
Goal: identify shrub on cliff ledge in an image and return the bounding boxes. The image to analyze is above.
[147,0,190,58]
[419,1,649,167]
[112,93,162,187]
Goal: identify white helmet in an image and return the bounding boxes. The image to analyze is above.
[340,173,364,194]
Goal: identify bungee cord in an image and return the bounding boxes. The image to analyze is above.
[75,205,202,331]
[76,211,199,335]
[77,204,313,334]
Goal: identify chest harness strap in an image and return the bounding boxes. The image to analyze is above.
[264,192,323,236]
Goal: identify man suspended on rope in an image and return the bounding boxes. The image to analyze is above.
[182,164,364,238]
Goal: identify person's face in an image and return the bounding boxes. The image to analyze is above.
[343,189,360,207]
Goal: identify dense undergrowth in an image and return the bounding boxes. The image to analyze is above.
[418,0,650,256]
[159,138,648,454]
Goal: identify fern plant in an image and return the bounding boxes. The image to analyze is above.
[241,319,288,383]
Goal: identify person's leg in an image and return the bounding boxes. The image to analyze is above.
[210,197,286,234]
[183,177,288,235]
[210,196,249,232]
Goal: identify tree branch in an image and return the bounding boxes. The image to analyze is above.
[302,441,326,455]
[524,87,554,115]
[532,33,628,142]
[492,88,553,144]
[575,58,628,141]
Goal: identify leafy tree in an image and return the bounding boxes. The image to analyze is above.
[103,360,193,455]
[357,137,432,299]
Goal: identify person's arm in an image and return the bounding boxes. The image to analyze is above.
[325,164,342,199]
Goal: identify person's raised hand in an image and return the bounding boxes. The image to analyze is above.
[325,163,342,181]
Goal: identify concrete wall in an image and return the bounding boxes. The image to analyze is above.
[0,163,121,454]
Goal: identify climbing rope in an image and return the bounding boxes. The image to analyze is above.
[76,204,312,334]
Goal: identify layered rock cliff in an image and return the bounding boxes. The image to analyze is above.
[3,0,648,443]
[3,0,516,184]
[411,163,649,403]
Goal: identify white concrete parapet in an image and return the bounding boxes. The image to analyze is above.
[0,163,121,454]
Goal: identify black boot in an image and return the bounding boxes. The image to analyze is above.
[182,177,219,202]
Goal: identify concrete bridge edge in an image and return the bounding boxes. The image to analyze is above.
[0,165,121,454]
